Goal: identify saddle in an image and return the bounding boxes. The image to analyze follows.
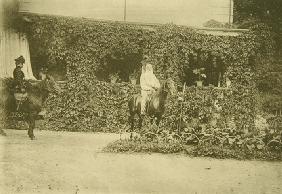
[14,92,28,111]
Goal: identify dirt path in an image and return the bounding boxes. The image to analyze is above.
[0,129,281,194]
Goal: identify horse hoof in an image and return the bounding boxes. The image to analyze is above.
[0,131,7,136]
[29,136,36,140]
[36,115,44,120]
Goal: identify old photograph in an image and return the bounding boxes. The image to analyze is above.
[0,0,281,193]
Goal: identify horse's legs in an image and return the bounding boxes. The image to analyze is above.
[138,114,144,132]
[150,117,154,125]
[27,114,36,140]
[27,120,35,139]
[155,116,162,134]
[129,114,135,132]
[156,116,161,126]
[128,114,135,139]
[138,115,141,130]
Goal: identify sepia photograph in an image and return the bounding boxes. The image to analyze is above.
[0,0,281,193]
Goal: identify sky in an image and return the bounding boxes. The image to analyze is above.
[19,0,233,27]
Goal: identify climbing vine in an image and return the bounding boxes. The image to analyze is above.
[15,13,274,134]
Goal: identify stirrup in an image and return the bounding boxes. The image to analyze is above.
[14,92,28,101]
[145,101,150,113]
[140,108,146,116]
[16,101,21,111]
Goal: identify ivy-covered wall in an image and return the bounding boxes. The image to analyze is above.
[19,14,273,133]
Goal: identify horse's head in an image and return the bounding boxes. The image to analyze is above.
[43,75,62,95]
[160,78,176,97]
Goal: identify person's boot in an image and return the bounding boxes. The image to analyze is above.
[16,101,20,111]
[38,109,46,116]
[140,107,146,116]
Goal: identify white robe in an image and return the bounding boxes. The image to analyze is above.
[140,63,160,114]
[140,63,160,91]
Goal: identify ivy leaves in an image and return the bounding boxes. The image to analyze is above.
[24,14,263,135]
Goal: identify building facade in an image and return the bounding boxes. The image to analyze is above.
[20,0,234,27]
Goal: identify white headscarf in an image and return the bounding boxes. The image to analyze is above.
[145,64,154,74]
[141,64,146,74]
[140,63,160,90]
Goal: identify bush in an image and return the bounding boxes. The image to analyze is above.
[18,13,272,132]
[104,138,282,161]
[104,139,183,154]
[42,80,139,131]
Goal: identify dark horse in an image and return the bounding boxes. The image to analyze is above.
[0,75,61,139]
[128,80,171,133]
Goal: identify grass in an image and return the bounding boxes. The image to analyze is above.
[104,139,282,161]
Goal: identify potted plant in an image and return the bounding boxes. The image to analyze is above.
[193,68,206,87]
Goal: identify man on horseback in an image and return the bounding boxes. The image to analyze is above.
[13,56,27,92]
[140,55,161,116]
[13,56,29,110]
[13,56,47,116]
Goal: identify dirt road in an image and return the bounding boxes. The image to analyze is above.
[0,129,281,194]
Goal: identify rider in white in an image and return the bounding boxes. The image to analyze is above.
[140,56,161,115]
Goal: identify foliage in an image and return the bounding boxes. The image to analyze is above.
[234,0,282,25]
[190,144,282,160]
[104,85,281,160]
[41,80,139,132]
[1,12,278,159]
[104,138,282,161]
[104,139,183,154]
[249,23,282,115]
[233,1,282,118]
[18,13,270,133]
[161,86,256,134]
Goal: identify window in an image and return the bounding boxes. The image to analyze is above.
[30,55,67,81]
[96,52,143,84]
[183,51,225,87]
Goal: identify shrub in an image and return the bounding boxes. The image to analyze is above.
[18,13,271,132]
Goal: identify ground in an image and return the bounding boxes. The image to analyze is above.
[0,129,282,194]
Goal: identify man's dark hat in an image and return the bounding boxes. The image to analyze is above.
[15,56,25,64]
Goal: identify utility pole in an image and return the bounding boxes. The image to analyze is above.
[124,0,127,22]
[229,0,233,25]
